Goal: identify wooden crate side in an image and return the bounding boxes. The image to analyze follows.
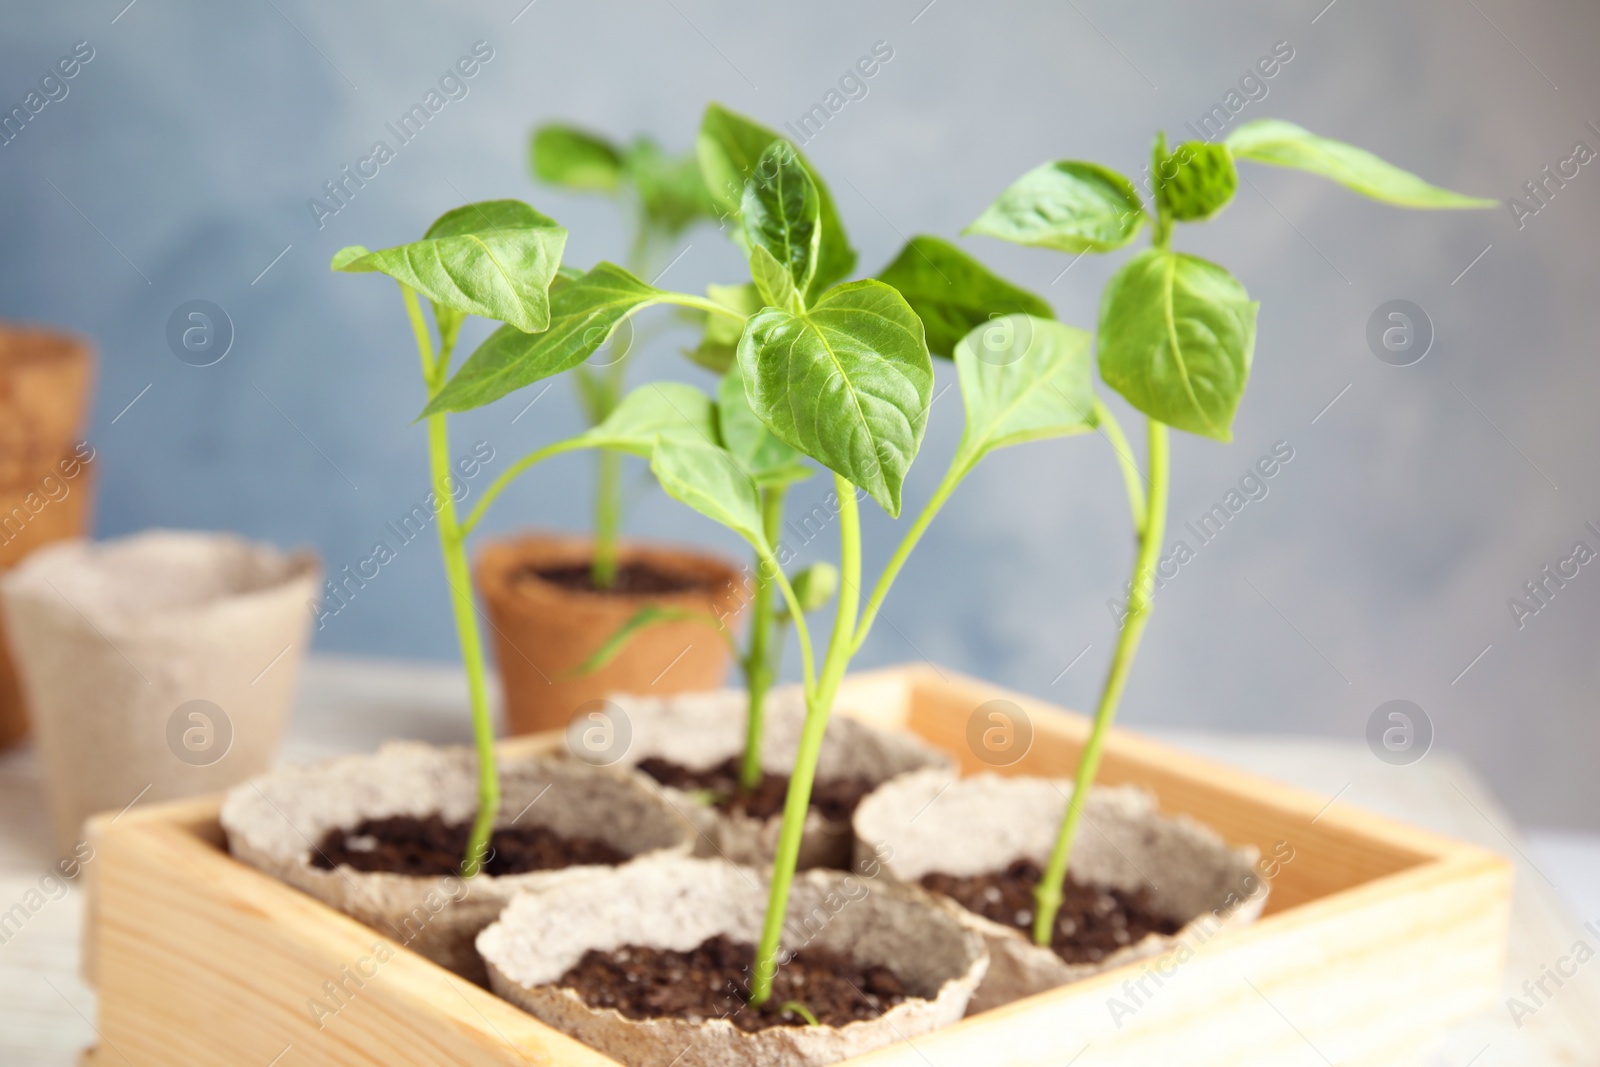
[834,851,1511,1066]
[93,816,620,1067]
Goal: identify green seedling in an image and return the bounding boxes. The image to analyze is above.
[966,119,1494,947]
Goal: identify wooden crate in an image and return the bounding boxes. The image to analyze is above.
[79,665,1511,1066]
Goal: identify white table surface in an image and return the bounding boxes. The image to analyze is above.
[2,655,1597,1066]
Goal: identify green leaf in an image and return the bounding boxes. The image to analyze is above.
[423,262,662,416]
[572,604,728,676]
[1157,141,1238,222]
[966,162,1146,253]
[623,137,716,237]
[1097,249,1258,442]
[530,125,625,193]
[696,103,856,297]
[736,280,932,516]
[685,283,760,373]
[333,200,568,334]
[876,235,1054,358]
[953,314,1097,467]
[749,246,800,313]
[330,245,369,270]
[651,439,770,552]
[716,366,810,486]
[1225,120,1497,209]
[787,562,838,615]
[575,382,718,457]
[742,141,820,298]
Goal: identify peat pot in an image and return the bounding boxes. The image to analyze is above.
[222,742,696,982]
[853,769,1268,1014]
[0,530,318,846]
[571,685,953,868]
[477,855,988,1067]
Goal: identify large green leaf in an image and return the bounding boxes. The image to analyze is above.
[685,283,760,373]
[716,366,810,486]
[697,103,856,296]
[742,141,821,298]
[574,382,718,457]
[736,280,932,515]
[952,314,1096,469]
[1097,249,1258,442]
[530,126,625,193]
[332,201,567,334]
[651,439,770,552]
[1158,141,1238,222]
[423,263,661,416]
[1225,120,1496,209]
[966,162,1146,253]
[876,235,1054,358]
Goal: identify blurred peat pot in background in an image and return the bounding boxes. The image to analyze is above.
[0,530,320,847]
[0,321,97,747]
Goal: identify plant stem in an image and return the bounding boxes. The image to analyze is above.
[1093,400,1147,535]
[852,457,965,655]
[592,446,623,587]
[402,284,500,878]
[1032,417,1169,945]
[750,475,860,1007]
[740,486,787,790]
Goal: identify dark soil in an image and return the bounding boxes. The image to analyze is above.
[637,756,876,823]
[523,560,711,597]
[310,814,628,877]
[555,933,911,1030]
[921,859,1182,965]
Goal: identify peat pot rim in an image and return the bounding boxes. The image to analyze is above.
[475,530,745,623]
[0,529,320,635]
[221,741,696,892]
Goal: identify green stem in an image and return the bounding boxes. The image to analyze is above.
[658,291,748,322]
[750,474,860,1007]
[401,284,500,878]
[740,487,787,790]
[592,447,623,587]
[460,439,587,537]
[1093,400,1148,534]
[852,459,965,655]
[1033,418,1169,944]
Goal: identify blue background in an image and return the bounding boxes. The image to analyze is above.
[1,0,1595,828]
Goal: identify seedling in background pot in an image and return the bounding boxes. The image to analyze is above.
[967,119,1494,947]
[529,122,719,588]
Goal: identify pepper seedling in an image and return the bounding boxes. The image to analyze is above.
[966,119,1495,946]
[530,122,719,588]
[329,199,570,874]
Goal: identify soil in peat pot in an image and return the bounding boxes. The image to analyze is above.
[637,756,876,823]
[555,934,911,1030]
[921,859,1182,965]
[522,560,710,597]
[311,814,629,876]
